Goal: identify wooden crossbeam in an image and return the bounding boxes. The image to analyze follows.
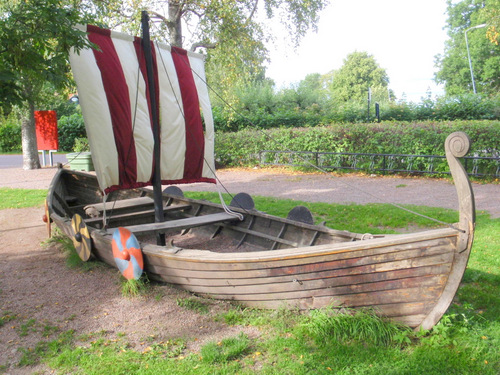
[83,197,154,212]
[219,222,298,248]
[113,212,240,235]
[84,204,191,225]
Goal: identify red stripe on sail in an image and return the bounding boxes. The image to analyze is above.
[171,47,205,180]
[87,25,137,191]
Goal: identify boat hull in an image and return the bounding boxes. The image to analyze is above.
[48,167,473,330]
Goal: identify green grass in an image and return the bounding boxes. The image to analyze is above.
[176,296,210,314]
[185,191,460,234]
[0,311,17,327]
[1,187,499,374]
[43,230,104,272]
[121,277,151,298]
[200,332,252,364]
[0,187,46,209]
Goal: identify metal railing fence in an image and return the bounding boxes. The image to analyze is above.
[258,150,500,177]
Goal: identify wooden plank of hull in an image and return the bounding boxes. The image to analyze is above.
[157,274,448,303]
[139,229,458,272]
[368,301,429,318]
[145,263,452,295]
[61,172,101,205]
[224,285,442,309]
[143,243,455,283]
[394,314,428,327]
[244,298,428,326]
[51,216,74,238]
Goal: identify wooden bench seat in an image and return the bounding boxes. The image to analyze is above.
[112,212,240,235]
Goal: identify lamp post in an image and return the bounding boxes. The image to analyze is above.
[465,23,486,94]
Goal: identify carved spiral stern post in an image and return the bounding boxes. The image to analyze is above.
[419,132,476,330]
[445,132,476,251]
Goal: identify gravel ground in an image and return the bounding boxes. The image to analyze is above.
[1,166,498,218]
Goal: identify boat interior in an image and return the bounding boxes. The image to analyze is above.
[51,169,378,253]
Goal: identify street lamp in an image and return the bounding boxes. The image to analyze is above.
[465,23,486,94]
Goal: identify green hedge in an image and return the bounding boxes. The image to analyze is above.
[0,112,21,152]
[57,113,86,152]
[0,122,21,152]
[214,120,500,168]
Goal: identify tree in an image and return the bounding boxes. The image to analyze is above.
[0,0,92,169]
[434,0,500,96]
[327,51,390,103]
[481,0,500,45]
[275,73,327,111]
[84,0,328,107]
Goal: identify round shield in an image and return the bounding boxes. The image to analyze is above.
[287,205,315,225]
[163,186,184,198]
[71,214,92,261]
[112,227,144,280]
[230,192,255,210]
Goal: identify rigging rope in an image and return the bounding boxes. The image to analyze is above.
[147,31,246,219]
[178,49,462,231]
[102,19,458,231]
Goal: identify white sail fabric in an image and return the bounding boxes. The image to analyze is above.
[69,25,216,194]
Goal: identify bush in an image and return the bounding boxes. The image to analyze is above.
[433,94,499,120]
[72,137,89,152]
[0,113,21,152]
[58,113,86,152]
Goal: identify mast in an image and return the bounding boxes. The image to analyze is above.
[141,11,165,246]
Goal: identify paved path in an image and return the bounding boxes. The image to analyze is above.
[0,164,498,218]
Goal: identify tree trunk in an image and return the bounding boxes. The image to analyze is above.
[168,0,183,48]
[21,100,41,170]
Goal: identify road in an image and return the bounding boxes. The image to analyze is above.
[0,154,67,168]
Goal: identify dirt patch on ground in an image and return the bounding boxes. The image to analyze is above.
[0,207,258,374]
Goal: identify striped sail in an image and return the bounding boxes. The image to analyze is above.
[69,25,216,194]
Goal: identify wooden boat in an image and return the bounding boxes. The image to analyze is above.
[47,15,475,330]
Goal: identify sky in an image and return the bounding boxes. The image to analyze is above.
[263,0,450,102]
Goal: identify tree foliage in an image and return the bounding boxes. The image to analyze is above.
[83,0,328,107]
[435,0,500,96]
[327,51,390,103]
[0,0,93,168]
[481,0,500,45]
[0,0,92,106]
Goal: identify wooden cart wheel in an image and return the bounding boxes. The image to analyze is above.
[112,227,144,280]
[71,214,92,261]
[42,199,52,238]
